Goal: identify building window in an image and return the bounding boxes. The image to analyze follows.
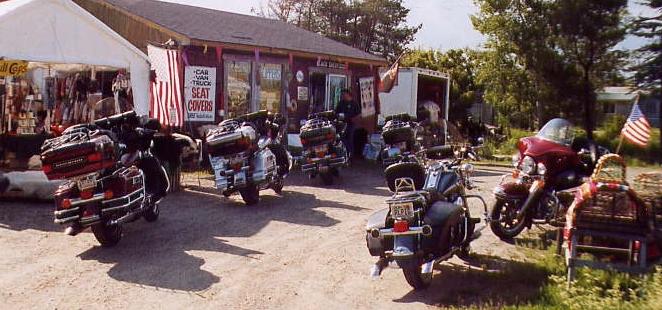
[225,60,251,119]
[603,102,616,114]
[258,63,282,113]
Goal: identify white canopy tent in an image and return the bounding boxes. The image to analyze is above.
[0,0,151,115]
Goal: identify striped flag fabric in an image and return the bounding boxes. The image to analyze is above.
[621,102,651,147]
[147,44,183,127]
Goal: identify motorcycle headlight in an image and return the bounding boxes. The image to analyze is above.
[512,153,521,168]
[520,156,536,175]
[537,162,547,175]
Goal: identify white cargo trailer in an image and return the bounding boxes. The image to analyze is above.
[378,67,451,124]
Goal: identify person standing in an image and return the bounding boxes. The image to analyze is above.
[335,89,361,156]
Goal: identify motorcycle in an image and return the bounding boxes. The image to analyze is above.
[41,111,170,247]
[206,110,291,205]
[299,110,348,185]
[380,113,420,167]
[366,145,486,289]
[490,118,609,240]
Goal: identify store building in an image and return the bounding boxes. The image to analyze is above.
[0,0,151,169]
[74,0,388,141]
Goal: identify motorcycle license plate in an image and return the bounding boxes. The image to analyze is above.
[234,171,246,186]
[390,202,414,218]
[77,174,97,191]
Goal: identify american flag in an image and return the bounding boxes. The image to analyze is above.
[147,45,183,127]
[621,101,651,147]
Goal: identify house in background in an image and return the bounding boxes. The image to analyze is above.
[73,0,387,139]
[597,86,661,127]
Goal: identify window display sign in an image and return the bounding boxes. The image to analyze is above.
[360,77,375,117]
[184,66,216,122]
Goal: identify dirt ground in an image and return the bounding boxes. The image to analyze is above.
[0,163,652,309]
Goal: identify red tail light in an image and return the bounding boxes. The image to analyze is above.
[87,152,102,162]
[61,199,72,209]
[393,220,409,233]
[104,190,114,200]
[80,190,93,200]
[43,164,53,174]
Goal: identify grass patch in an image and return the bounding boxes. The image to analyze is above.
[499,248,662,310]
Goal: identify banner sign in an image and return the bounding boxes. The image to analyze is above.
[360,77,376,117]
[0,60,28,77]
[184,66,216,122]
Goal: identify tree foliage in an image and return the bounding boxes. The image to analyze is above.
[631,0,662,145]
[256,0,420,61]
[472,0,628,137]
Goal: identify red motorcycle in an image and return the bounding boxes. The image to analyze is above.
[489,118,609,240]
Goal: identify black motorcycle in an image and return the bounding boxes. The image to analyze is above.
[41,111,170,247]
[366,146,487,289]
[380,113,420,167]
[299,111,348,185]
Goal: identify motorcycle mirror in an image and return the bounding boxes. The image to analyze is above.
[337,113,346,121]
[460,163,475,175]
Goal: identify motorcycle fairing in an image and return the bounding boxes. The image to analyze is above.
[519,136,575,158]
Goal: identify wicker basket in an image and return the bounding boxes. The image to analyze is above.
[591,154,627,184]
[634,172,662,233]
[574,155,647,233]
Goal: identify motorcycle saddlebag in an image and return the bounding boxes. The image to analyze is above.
[41,134,116,180]
[300,123,336,147]
[206,125,256,157]
[382,121,415,146]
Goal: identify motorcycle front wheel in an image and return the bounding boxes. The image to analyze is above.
[239,184,260,205]
[91,223,122,247]
[490,199,529,240]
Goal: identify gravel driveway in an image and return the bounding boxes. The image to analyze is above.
[0,163,655,309]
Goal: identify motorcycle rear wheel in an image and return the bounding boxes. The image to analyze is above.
[402,264,431,290]
[91,223,122,247]
[271,178,284,194]
[490,199,529,240]
[240,184,260,205]
[143,201,160,222]
[320,171,334,185]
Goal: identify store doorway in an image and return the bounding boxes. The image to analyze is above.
[308,72,348,113]
[309,72,326,114]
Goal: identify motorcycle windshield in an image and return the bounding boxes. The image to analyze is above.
[536,118,575,146]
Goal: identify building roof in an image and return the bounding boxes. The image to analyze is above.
[101,0,386,64]
[597,86,640,102]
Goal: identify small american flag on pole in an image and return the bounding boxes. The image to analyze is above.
[621,97,651,147]
[147,44,183,127]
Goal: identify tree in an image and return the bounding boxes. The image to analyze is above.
[472,0,628,138]
[552,0,628,139]
[631,0,662,146]
[256,0,420,61]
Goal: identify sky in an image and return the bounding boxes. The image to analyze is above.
[164,0,656,51]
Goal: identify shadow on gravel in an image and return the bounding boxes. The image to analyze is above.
[77,188,362,292]
[0,201,59,232]
[393,254,548,308]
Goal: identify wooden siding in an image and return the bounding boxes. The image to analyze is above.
[74,0,189,52]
